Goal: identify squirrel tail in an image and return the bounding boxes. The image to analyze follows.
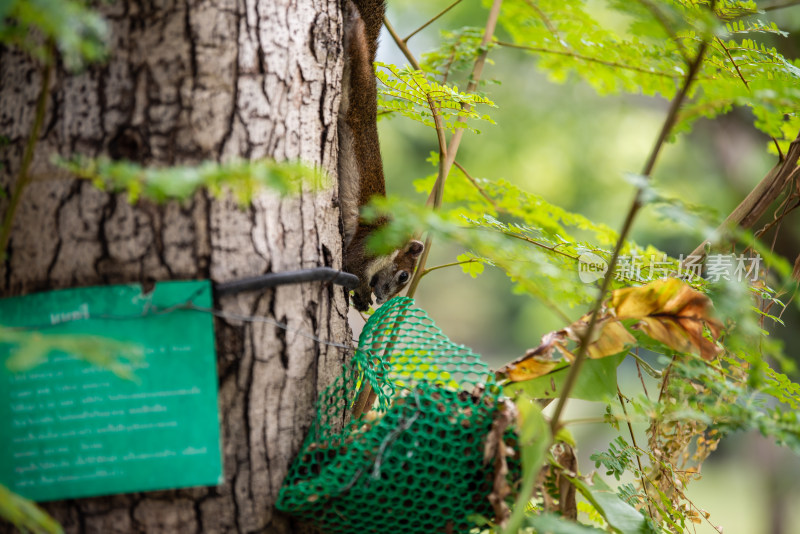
[349,0,386,62]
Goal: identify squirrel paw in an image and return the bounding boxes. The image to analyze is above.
[352,287,373,312]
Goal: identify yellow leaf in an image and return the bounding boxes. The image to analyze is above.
[497,331,562,381]
[503,355,559,382]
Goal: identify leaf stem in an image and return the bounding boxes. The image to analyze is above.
[635,0,690,63]
[548,32,710,436]
[521,0,562,46]
[713,37,784,157]
[500,231,579,260]
[714,37,749,90]
[494,40,682,78]
[562,415,631,426]
[421,258,481,277]
[453,160,499,210]
[0,58,52,259]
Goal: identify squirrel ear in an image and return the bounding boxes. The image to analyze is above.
[406,240,424,258]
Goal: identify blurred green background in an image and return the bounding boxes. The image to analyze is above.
[370,2,800,532]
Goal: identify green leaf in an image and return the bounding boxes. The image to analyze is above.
[494,0,797,140]
[376,62,496,133]
[504,353,626,402]
[0,0,108,69]
[57,156,324,206]
[590,436,638,481]
[567,474,648,534]
[0,483,63,534]
[456,253,485,278]
[526,513,607,534]
[1,327,143,380]
[420,26,493,79]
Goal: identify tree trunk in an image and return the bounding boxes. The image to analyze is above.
[0,0,348,532]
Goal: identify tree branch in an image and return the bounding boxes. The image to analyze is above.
[402,0,504,299]
[383,17,422,70]
[549,34,711,435]
[685,131,800,262]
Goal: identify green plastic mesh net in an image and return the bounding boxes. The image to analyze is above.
[276,297,505,533]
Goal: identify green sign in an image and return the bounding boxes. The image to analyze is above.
[0,281,223,502]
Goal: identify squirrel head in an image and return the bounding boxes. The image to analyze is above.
[367,239,424,305]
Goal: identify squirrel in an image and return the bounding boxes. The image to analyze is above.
[338,0,424,312]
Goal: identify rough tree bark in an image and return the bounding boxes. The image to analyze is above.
[0,0,349,532]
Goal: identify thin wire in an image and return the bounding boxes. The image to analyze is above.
[183,304,356,351]
[7,290,357,353]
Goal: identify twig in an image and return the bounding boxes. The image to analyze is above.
[383,17,421,70]
[351,296,414,420]
[405,104,448,297]
[633,350,651,399]
[549,29,711,435]
[403,0,463,42]
[351,384,374,420]
[762,0,800,11]
[0,57,53,258]
[397,0,504,299]
[617,389,655,520]
[434,0,503,196]
[754,188,800,241]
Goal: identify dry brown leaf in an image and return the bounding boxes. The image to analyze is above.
[563,315,636,359]
[610,278,722,360]
[497,331,563,381]
[484,398,519,527]
[553,442,578,520]
[498,314,634,382]
[497,279,723,383]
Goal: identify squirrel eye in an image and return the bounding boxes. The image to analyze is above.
[398,271,409,284]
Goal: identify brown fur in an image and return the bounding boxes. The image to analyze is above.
[339,0,423,311]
